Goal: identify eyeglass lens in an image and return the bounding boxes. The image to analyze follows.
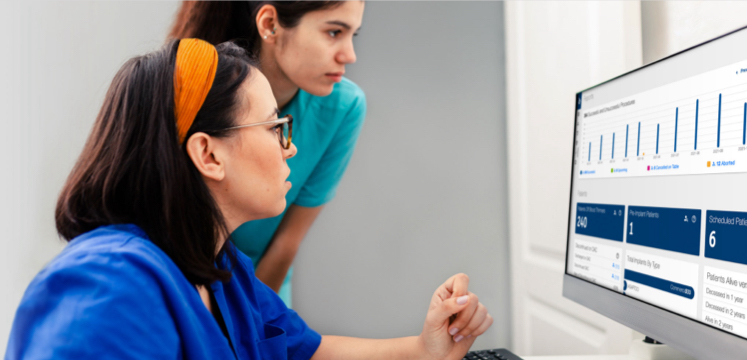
[284,117,293,149]
[277,118,292,149]
[279,123,288,148]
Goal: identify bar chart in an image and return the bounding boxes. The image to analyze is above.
[576,58,747,178]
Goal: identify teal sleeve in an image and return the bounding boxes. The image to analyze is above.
[293,91,367,208]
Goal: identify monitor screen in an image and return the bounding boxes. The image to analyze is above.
[567,25,747,342]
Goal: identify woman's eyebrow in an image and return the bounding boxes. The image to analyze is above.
[267,108,280,120]
[326,20,351,30]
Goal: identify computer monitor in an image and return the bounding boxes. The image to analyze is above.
[564,25,747,358]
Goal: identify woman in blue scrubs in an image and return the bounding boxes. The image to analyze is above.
[5,39,492,359]
[170,1,366,307]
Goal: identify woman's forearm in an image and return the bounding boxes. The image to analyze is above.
[254,204,323,291]
[311,335,427,360]
[255,244,295,291]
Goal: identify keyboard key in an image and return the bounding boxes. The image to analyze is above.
[465,348,523,360]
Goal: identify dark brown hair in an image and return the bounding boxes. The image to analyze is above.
[55,40,256,285]
[168,1,341,53]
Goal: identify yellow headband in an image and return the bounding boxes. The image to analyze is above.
[174,38,218,145]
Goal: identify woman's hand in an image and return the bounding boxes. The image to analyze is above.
[418,273,493,360]
[310,274,491,360]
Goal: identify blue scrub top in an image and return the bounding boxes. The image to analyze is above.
[231,77,366,307]
[5,224,321,360]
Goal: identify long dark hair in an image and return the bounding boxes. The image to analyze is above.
[55,40,256,285]
[168,1,341,52]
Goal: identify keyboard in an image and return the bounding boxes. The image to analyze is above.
[464,348,524,360]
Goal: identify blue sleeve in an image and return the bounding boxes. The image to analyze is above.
[293,89,367,208]
[5,251,179,359]
[243,256,321,360]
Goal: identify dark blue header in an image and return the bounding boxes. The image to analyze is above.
[705,210,747,265]
[575,203,625,242]
[626,206,701,256]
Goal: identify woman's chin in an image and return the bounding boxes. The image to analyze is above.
[270,200,287,217]
[241,200,286,222]
[303,83,334,97]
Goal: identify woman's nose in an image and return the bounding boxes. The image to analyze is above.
[285,142,298,159]
[336,41,357,64]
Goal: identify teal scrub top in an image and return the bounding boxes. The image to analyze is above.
[231,77,366,307]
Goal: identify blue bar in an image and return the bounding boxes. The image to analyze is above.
[588,142,591,161]
[743,103,746,145]
[718,94,722,147]
[612,133,615,159]
[626,206,701,256]
[575,203,626,242]
[637,122,641,156]
[625,125,629,157]
[695,99,699,150]
[624,269,694,299]
[599,135,603,160]
[704,210,747,266]
[656,124,660,154]
[675,108,678,152]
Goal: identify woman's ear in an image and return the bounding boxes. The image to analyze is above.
[185,132,225,182]
[255,4,278,44]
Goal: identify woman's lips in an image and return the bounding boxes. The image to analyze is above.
[325,73,343,82]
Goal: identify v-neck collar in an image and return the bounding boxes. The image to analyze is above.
[211,281,238,359]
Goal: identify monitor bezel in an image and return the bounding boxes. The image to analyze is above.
[564,275,747,358]
[563,24,747,358]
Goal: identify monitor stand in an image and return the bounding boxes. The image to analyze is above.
[628,337,695,360]
[521,337,696,360]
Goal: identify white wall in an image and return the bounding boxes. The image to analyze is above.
[292,1,511,351]
[642,1,747,64]
[0,1,178,354]
[505,1,642,356]
[502,1,747,356]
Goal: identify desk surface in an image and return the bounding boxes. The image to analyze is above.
[521,356,633,360]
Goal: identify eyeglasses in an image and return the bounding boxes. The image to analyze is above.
[224,115,293,150]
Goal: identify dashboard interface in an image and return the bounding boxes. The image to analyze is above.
[567,27,747,340]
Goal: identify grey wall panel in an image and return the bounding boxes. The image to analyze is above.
[292,1,510,350]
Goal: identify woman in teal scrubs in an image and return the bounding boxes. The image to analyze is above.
[6,38,493,359]
[170,1,367,306]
